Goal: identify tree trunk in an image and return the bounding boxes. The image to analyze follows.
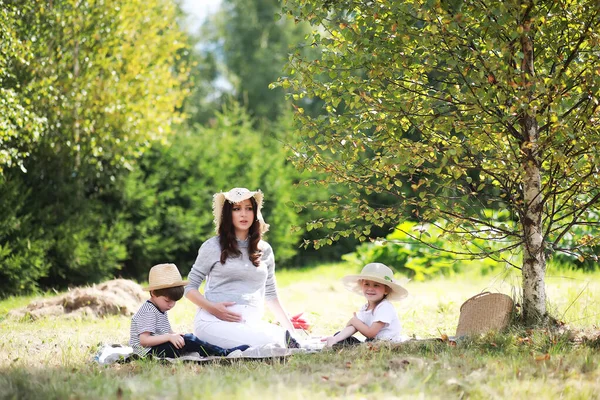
[520,7,547,324]
[521,116,547,324]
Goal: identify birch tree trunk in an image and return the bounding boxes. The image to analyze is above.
[520,7,547,323]
[521,116,547,323]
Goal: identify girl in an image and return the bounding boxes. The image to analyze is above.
[184,188,299,349]
[322,263,408,346]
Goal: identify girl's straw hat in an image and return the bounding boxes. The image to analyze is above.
[341,263,409,301]
[144,263,187,291]
[212,188,269,234]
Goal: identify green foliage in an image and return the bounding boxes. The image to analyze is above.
[0,172,133,295]
[118,103,303,279]
[0,168,136,296]
[0,0,344,294]
[0,178,49,295]
[279,1,600,253]
[548,211,600,271]
[44,204,131,287]
[12,0,188,182]
[177,14,221,128]
[345,220,509,280]
[278,0,600,318]
[0,0,190,296]
[0,2,46,174]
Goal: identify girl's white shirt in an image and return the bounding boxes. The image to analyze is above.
[356,299,404,341]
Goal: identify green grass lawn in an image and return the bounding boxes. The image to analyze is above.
[0,263,599,399]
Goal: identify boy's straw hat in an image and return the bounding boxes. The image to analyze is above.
[341,263,409,301]
[212,188,269,234]
[144,263,187,291]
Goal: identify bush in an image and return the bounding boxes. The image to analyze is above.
[547,215,600,271]
[118,103,304,280]
[0,173,128,296]
[343,220,507,280]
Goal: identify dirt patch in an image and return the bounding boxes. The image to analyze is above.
[8,279,147,320]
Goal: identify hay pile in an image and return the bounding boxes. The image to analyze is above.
[8,279,148,320]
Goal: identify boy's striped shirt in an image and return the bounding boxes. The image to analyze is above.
[129,300,172,356]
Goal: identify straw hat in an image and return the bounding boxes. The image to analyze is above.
[144,263,187,291]
[341,263,409,301]
[212,188,269,234]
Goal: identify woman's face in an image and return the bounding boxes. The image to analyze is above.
[231,199,255,238]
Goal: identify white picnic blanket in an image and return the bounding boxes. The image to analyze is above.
[93,337,325,365]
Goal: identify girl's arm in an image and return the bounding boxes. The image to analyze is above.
[321,325,358,346]
[348,313,386,339]
[266,297,296,333]
[139,332,185,349]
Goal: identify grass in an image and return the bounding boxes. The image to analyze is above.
[0,262,599,399]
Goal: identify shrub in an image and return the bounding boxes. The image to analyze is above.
[344,220,508,280]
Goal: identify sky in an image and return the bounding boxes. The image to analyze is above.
[180,0,231,91]
[180,0,222,31]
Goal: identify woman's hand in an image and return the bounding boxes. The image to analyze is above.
[209,301,243,322]
[185,290,243,322]
[265,298,296,333]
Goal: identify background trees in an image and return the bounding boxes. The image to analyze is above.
[279,0,600,323]
[0,2,46,175]
[188,0,359,263]
[0,0,336,296]
[119,103,303,278]
[0,0,188,295]
[3,0,599,318]
[206,0,312,121]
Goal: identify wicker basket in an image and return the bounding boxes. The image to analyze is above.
[455,292,514,337]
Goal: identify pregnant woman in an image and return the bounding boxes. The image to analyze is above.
[184,188,298,349]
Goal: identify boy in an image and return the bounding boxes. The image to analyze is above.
[130,263,248,358]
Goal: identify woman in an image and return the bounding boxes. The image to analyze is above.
[184,188,298,349]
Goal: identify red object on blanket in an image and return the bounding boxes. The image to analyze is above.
[290,312,311,330]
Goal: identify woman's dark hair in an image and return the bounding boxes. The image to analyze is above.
[151,286,184,301]
[218,196,262,267]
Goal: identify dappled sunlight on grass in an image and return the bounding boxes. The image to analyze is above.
[544,270,600,328]
[271,262,599,337]
[0,262,598,399]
